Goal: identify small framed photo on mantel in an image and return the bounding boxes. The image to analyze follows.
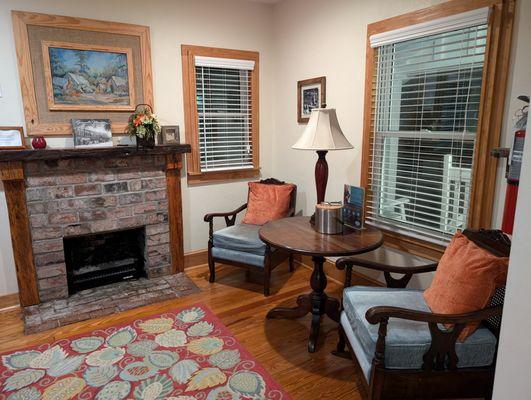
[159,125,180,145]
[297,76,326,123]
[72,119,113,148]
[0,127,26,150]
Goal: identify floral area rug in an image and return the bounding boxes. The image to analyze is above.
[0,304,290,400]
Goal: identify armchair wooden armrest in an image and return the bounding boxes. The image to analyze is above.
[365,305,503,325]
[203,203,248,222]
[336,257,438,274]
[336,256,439,288]
[365,305,503,371]
[204,203,248,238]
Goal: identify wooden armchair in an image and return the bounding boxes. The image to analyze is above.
[333,229,510,400]
[204,178,297,296]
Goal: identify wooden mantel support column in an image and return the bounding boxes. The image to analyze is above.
[0,161,39,306]
[166,153,184,274]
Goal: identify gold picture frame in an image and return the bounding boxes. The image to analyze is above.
[12,11,153,136]
[41,41,136,112]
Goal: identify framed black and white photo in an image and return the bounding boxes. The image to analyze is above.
[161,125,180,145]
[0,127,26,150]
[71,119,113,148]
[297,76,326,123]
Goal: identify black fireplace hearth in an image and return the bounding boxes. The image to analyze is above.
[64,227,147,295]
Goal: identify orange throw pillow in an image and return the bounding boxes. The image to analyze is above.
[242,182,295,225]
[423,232,509,341]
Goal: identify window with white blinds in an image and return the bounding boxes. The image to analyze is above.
[367,13,488,245]
[195,56,255,172]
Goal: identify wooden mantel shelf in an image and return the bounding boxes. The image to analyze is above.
[0,144,191,163]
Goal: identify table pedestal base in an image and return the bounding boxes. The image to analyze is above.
[266,256,340,352]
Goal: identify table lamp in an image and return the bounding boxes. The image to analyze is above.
[292,107,353,211]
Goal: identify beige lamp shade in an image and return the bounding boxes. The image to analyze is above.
[292,108,353,151]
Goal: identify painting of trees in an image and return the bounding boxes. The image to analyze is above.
[46,43,134,108]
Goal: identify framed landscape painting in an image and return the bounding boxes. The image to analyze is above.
[42,41,136,111]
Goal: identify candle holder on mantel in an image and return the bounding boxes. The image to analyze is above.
[31,136,46,149]
[292,105,353,224]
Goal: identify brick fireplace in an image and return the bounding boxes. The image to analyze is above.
[25,155,173,301]
[0,145,190,307]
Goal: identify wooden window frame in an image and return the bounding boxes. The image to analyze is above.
[181,45,260,184]
[360,0,515,260]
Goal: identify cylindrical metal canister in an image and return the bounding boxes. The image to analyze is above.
[315,203,343,234]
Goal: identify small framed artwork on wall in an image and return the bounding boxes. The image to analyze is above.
[0,127,26,150]
[297,76,326,123]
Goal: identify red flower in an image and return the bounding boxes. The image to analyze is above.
[133,115,144,127]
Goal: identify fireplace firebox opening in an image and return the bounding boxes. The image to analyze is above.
[64,227,147,295]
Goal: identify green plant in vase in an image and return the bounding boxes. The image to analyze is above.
[127,104,161,149]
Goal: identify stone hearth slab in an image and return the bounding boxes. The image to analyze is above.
[22,273,200,334]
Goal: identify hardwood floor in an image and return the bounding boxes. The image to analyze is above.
[0,262,370,399]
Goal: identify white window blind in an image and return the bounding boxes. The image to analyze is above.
[195,56,254,172]
[368,16,488,245]
[369,7,489,47]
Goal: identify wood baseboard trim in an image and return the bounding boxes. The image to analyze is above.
[184,249,208,269]
[0,293,20,311]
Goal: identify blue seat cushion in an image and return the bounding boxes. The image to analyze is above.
[213,223,266,256]
[211,247,265,268]
[342,286,498,370]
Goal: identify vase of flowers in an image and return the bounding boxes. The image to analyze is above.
[127,104,160,149]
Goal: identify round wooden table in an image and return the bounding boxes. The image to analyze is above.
[259,216,383,352]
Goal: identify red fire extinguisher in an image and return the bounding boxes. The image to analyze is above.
[493,95,528,235]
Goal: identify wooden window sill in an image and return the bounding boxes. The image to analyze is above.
[187,167,260,185]
[375,228,444,261]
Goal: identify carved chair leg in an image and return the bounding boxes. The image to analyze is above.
[264,246,272,297]
[289,254,295,272]
[332,324,350,359]
[344,265,353,288]
[208,246,215,283]
[264,268,271,297]
[368,379,384,400]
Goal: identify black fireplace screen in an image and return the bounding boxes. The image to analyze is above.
[63,227,147,295]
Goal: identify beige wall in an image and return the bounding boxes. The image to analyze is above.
[0,0,275,296]
[271,0,445,214]
[1,0,530,296]
[271,0,531,288]
[493,106,531,399]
